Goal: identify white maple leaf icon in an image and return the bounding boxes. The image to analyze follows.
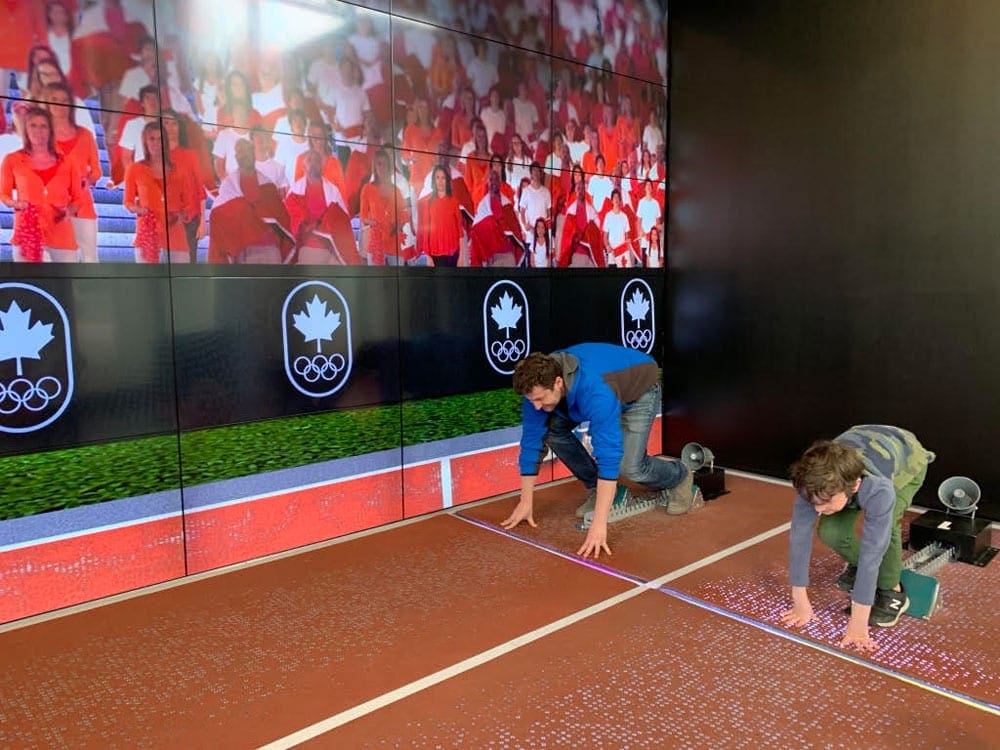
[293,294,341,352]
[491,291,522,339]
[626,289,650,327]
[0,301,54,376]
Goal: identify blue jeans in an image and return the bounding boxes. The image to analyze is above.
[543,383,687,491]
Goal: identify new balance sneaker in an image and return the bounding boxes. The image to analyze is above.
[665,470,704,515]
[575,487,598,518]
[870,586,910,627]
[836,564,858,592]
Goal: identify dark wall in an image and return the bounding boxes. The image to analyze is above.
[667,1,1000,518]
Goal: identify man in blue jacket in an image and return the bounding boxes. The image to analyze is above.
[501,343,699,558]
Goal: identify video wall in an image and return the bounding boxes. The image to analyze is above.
[0,0,668,623]
[1,0,667,268]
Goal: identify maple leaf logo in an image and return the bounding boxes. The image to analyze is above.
[0,301,54,376]
[293,294,341,353]
[625,289,650,327]
[490,291,522,339]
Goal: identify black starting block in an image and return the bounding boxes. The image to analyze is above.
[694,466,727,500]
[908,510,996,566]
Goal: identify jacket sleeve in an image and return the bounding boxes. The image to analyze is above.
[0,154,15,205]
[853,478,896,606]
[789,493,818,588]
[582,379,625,481]
[517,398,548,476]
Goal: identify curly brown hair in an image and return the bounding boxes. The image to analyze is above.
[789,440,866,502]
[512,353,562,395]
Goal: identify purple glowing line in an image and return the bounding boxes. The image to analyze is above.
[452,512,1000,716]
[453,513,647,586]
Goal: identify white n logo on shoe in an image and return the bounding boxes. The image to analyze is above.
[889,599,902,610]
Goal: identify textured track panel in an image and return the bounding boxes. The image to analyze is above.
[668,520,1000,707]
[317,591,998,749]
[0,515,630,749]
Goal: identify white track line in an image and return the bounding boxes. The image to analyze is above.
[257,522,790,749]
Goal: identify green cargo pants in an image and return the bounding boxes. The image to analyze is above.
[817,464,928,590]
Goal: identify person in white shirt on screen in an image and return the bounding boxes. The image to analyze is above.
[518,162,551,242]
[250,127,289,198]
[603,189,633,267]
[212,101,254,182]
[272,109,311,186]
[118,85,159,175]
[250,54,286,124]
[636,179,661,244]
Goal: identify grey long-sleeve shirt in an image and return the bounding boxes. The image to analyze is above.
[789,474,895,606]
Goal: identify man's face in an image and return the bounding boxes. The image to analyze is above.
[524,378,563,412]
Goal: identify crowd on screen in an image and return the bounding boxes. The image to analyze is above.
[0,0,667,267]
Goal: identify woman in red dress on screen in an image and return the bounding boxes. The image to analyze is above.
[42,81,101,263]
[123,121,195,264]
[416,164,463,267]
[359,148,410,265]
[162,110,207,263]
[0,105,83,262]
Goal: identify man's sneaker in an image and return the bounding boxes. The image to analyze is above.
[870,586,910,627]
[575,487,598,518]
[836,564,858,592]
[666,471,704,515]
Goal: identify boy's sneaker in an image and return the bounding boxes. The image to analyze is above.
[836,564,858,592]
[575,487,598,518]
[870,586,909,627]
[665,471,704,515]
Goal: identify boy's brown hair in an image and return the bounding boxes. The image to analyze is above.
[789,440,866,502]
[512,353,562,395]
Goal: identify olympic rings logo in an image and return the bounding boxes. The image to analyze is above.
[625,329,653,349]
[490,339,527,362]
[293,353,346,383]
[0,376,64,415]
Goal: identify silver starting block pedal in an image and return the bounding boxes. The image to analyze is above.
[577,487,661,530]
[903,542,947,570]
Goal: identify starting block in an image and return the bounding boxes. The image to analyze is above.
[899,543,953,619]
[577,486,664,530]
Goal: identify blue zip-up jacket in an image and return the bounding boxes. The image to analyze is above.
[518,343,659,480]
